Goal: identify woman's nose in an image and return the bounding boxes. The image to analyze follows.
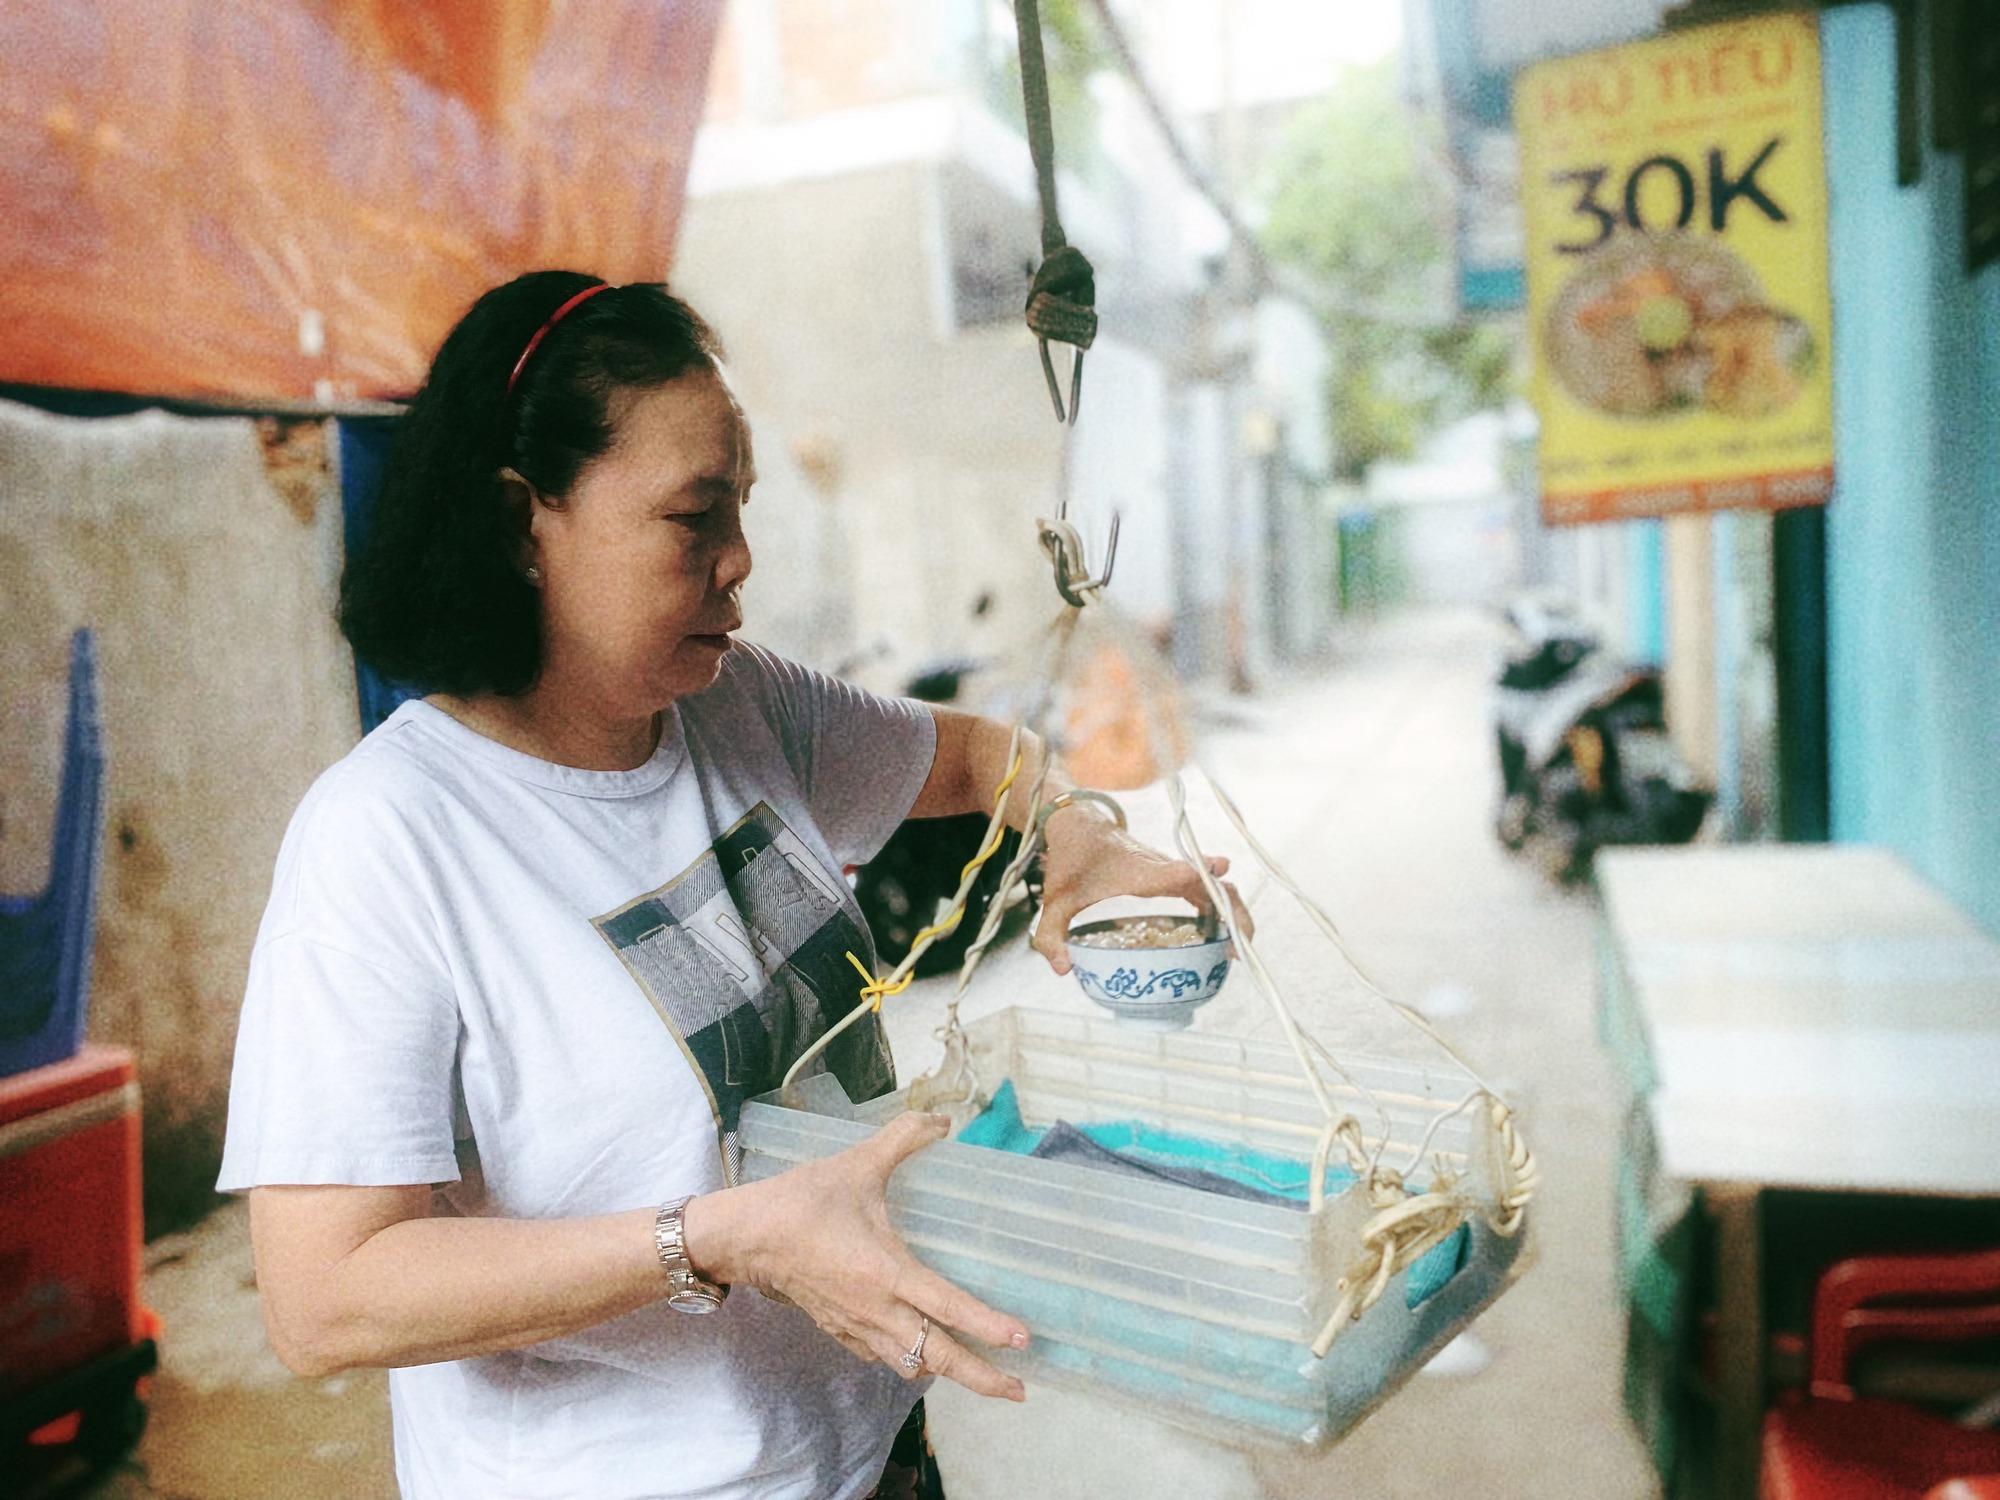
[715,518,752,593]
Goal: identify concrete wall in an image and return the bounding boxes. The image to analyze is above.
[1663,514,1718,786]
[0,400,358,1230]
[1821,4,2000,935]
[1168,382,1238,678]
[1373,498,1517,609]
[674,159,1208,699]
[674,163,1078,684]
[1360,414,1524,616]
[1066,338,1177,630]
[1709,509,1781,840]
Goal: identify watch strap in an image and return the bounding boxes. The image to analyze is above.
[654,1195,728,1308]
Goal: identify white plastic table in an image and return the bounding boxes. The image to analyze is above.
[1596,845,2000,1500]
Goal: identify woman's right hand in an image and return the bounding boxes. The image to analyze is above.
[681,1112,1029,1402]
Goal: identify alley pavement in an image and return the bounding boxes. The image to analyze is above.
[58,610,1655,1500]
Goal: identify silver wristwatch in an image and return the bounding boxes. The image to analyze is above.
[654,1196,728,1314]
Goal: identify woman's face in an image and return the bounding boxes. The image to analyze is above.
[529,366,754,716]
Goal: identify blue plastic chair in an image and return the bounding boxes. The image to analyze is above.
[338,418,420,734]
[0,629,107,1078]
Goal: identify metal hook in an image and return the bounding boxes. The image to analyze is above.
[1037,339,1085,425]
[1038,509,1120,608]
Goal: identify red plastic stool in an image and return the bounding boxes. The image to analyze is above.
[1762,1248,2000,1500]
[1,1045,161,1473]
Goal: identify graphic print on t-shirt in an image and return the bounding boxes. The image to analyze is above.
[591,801,895,1159]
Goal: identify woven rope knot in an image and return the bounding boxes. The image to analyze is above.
[1366,1169,1406,1208]
[1334,1117,1370,1173]
[1314,1182,1475,1357]
[1485,1099,1539,1238]
[1025,245,1098,350]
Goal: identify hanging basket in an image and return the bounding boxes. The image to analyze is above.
[740,1006,1533,1450]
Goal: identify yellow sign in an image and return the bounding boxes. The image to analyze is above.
[1516,14,1833,525]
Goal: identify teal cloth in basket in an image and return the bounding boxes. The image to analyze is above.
[959,1080,1467,1309]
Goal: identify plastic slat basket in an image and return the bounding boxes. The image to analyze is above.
[739,1006,1531,1450]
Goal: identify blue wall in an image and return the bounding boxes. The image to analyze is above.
[1625,520,1667,668]
[1711,511,1745,832]
[1822,6,2000,934]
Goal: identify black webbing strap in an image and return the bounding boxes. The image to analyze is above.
[1014,0,1096,422]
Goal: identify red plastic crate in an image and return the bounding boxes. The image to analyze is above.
[0,1044,149,1399]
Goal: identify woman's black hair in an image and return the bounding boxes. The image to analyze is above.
[339,271,724,697]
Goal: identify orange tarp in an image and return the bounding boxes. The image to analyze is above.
[0,0,725,404]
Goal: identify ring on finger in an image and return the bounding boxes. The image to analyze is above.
[900,1315,931,1374]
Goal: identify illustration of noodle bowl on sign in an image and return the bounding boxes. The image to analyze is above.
[1545,235,1816,420]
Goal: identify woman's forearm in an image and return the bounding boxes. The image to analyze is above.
[288,1204,666,1373]
[262,1114,1029,1401]
[291,1187,774,1376]
[920,709,1090,834]
[998,723,1070,832]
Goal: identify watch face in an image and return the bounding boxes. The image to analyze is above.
[668,1287,723,1315]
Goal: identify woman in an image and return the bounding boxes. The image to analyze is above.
[217,272,1237,1500]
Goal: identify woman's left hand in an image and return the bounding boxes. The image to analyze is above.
[1031,810,1252,975]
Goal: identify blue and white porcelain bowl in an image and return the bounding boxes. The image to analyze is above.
[1066,914,1232,1032]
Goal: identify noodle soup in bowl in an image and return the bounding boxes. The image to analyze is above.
[1066,914,1232,1032]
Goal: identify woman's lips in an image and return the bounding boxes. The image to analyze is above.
[687,611,742,648]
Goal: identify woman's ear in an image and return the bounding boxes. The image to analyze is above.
[497,467,541,576]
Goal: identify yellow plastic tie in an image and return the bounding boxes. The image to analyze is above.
[843,950,915,1012]
[837,748,1027,1016]
[873,971,916,1004]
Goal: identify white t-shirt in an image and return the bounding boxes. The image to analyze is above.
[217,642,940,1500]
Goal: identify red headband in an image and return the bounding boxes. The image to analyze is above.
[505,282,614,399]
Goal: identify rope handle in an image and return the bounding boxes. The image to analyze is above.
[1166,751,1543,1357]
[1196,766,1538,1185]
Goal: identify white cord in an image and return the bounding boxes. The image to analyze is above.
[779,717,1029,1096]
[1167,773,1378,1198]
[1397,1087,1489,1183]
[797,606,1084,1103]
[1198,766,1504,1099]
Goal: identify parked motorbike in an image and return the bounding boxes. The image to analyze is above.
[1493,597,1712,882]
